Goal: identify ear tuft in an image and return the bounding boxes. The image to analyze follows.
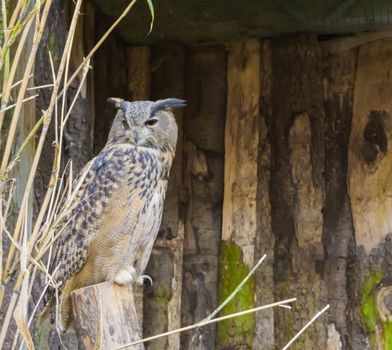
[107,97,123,109]
[151,98,186,115]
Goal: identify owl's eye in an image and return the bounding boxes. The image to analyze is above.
[122,120,130,130]
[145,119,158,128]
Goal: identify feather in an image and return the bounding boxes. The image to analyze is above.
[150,98,186,116]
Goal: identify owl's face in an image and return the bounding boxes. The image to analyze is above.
[107,98,185,152]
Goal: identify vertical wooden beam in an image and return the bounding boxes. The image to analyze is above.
[71,282,144,350]
[321,46,357,349]
[348,39,392,349]
[126,45,151,330]
[181,44,226,349]
[127,47,150,101]
[93,12,127,154]
[349,39,392,252]
[217,39,260,349]
[143,42,185,350]
[269,34,327,349]
[254,39,274,350]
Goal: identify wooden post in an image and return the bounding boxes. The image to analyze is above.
[182,44,226,349]
[217,39,260,349]
[125,45,151,330]
[71,282,144,350]
[143,42,185,350]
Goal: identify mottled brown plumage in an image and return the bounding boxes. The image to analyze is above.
[45,98,185,329]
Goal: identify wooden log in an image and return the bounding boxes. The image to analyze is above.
[182,44,226,349]
[71,282,144,350]
[217,39,260,349]
[348,38,392,349]
[254,39,274,350]
[321,45,357,349]
[143,41,185,350]
[269,34,327,349]
[349,39,392,252]
[127,47,150,101]
[126,45,151,330]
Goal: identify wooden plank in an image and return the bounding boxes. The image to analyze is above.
[217,39,260,349]
[127,47,150,101]
[71,282,144,350]
[126,45,151,330]
[254,39,274,350]
[349,39,392,252]
[321,45,357,349]
[268,35,327,349]
[182,44,226,349]
[143,42,185,350]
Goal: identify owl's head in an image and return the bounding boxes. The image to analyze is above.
[107,98,185,152]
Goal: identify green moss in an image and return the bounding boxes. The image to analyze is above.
[383,321,392,350]
[361,271,382,349]
[217,241,255,348]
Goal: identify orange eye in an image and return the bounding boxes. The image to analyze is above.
[122,120,129,130]
[145,119,158,127]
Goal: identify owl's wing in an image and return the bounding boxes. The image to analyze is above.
[46,144,160,299]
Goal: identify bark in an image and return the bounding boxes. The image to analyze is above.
[217,39,260,350]
[143,42,185,350]
[71,282,144,350]
[181,44,226,349]
[254,39,274,350]
[321,46,357,349]
[93,13,128,154]
[126,45,151,330]
[348,38,392,350]
[268,34,327,349]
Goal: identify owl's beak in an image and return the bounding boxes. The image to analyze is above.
[133,131,140,144]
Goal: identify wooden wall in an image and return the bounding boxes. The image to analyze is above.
[30,3,392,347]
[91,33,392,349]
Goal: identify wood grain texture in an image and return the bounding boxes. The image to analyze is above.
[269,35,327,349]
[71,282,144,350]
[349,39,392,253]
[181,45,226,349]
[218,39,260,349]
[143,42,185,350]
[221,39,260,263]
[126,45,151,331]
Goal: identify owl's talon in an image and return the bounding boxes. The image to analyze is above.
[137,274,153,286]
[114,269,135,285]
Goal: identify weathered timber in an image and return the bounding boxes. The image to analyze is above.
[126,45,151,330]
[321,46,357,349]
[71,281,144,350]
[65,0,94,173]
[348,38,392,349]
[254,39,274,350]
[268,35,327,349]
[217,39,260,350]
[143,42,185,350]
[93,12,128,154]
[127,47,150,101]
[181,44,226,349]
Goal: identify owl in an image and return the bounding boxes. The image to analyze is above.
[44,97,185,330]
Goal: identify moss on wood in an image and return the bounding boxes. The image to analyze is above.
[217,241,255,349]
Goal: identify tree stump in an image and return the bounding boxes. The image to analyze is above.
[71,282,144,350]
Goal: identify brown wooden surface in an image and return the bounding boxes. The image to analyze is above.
[143,42,185,350]
[71,281,144,350]
[126,45,151,331]
[218,39,260,349]
[181,44,226,349]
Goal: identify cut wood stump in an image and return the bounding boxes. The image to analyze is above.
[71,281,144,350]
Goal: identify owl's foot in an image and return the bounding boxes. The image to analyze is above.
[136,274,153,286]
[114,266,138,285]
